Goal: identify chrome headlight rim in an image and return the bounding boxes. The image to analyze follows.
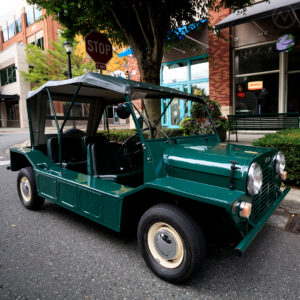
[275,151,286,176]
[247,162,263,196]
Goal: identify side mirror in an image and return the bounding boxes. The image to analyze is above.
[116,103,131,119]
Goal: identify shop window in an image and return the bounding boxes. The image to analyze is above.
[0,65,16,86]
[162,62,188,84]
[15,18,22,34]
[288,47,300,72]
[287,73,300,113]
[191,59,209,80]
[6,102,19,120]
[235,74,278,114]
[234,44,279,75]
[161,56,209,128]
[191,82,209,98]
[2,27,8,42]
[26,8,35,26]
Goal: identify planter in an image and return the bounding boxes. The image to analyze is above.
[217,127,227,141]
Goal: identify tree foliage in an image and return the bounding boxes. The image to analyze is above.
[27,0,254,122]
[21,39,96,88]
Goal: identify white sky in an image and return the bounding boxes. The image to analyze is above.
[0,0,29,21]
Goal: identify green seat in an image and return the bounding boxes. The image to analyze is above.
[87,142,142,184]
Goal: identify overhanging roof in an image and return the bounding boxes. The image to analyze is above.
[215,0,300,29]
[0,94,20,101]
[26,72,203,104]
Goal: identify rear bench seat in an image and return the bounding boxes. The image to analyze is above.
[47,136,86,173]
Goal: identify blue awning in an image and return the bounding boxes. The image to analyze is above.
[118,19,207,58]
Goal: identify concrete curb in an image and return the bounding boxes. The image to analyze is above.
[280,188,300,214]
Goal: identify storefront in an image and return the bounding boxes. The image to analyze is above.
[160,55,209,128]
[215,0,300,116]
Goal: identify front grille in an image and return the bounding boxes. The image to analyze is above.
[250,166,277,225]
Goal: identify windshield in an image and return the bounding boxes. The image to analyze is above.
[131,97,219,140]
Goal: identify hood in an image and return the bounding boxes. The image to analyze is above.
[163,142,271,178]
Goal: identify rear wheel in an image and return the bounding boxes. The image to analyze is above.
[137,203,206,283]
[17,167,44,210]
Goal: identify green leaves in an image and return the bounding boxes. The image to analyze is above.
[20,38,96,88]
[253,129,300,185]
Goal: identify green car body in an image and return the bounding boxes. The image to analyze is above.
[9,72,289,282]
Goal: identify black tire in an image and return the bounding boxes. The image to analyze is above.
[137,203,206,283]
[17,167,44,210]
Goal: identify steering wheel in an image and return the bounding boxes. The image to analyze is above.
[120,127,153,168]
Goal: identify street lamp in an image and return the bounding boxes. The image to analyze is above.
[63,41,73,79]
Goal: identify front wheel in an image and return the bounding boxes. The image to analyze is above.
[137,203,206,283]
[17,167,44,210]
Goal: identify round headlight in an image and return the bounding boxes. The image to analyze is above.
[247,162,263,196]
[275,151,286,175]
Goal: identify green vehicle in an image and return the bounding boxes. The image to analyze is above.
[9,73,289,283]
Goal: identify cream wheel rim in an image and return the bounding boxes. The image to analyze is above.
[20,176,32,203]
[147,222,184,269]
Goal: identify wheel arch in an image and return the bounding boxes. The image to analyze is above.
[10,151,32,171]
[120,187,226,233]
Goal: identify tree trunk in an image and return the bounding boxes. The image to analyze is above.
[136,53,162,127]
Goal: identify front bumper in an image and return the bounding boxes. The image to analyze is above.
[235,186,290,256]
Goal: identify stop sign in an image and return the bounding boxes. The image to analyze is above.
[85,31,112,70]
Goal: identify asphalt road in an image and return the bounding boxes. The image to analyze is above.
[0,133,300,300]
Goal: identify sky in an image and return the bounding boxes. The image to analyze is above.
[0,0,25,19]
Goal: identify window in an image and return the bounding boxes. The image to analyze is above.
[234,44,279,75]
[8,23,15,39]
[26,8,35,26]
[191,59,209,80]
[34,7,42,20]
[161,55,209,128]
[32,37,44,50]
[0,65,16,86]
[15,18,22,34]
[234,43,280,114]
[26,6,42,26]
[3,27,8,42]
[162,62,188,84]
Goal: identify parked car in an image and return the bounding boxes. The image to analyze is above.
[9,72,290,283]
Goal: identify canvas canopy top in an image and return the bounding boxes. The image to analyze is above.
[26,72,203,104]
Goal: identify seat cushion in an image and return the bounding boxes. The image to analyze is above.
[47,136,83,163]
[82,135,108,158]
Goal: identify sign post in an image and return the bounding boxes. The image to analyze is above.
[85,31,113,70]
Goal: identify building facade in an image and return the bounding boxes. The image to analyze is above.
[126,0,300,128]
[0,0,60,128]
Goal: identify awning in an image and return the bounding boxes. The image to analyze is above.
[215,0,300,30]
[0,94,20,101]
[118,20,207,58]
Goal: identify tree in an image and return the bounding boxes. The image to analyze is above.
[27,0,254,123]
[21,39,97,88]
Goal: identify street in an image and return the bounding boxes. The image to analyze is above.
[0,133,300,300]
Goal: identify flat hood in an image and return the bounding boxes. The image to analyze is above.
[163,142,271,178]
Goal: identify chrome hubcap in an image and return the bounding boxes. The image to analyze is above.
[147,222,184,269]
[20,177,31,203]
[154,230,177,260]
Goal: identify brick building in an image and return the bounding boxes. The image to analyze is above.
[0,0,60,128]
[125,0,300,128]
